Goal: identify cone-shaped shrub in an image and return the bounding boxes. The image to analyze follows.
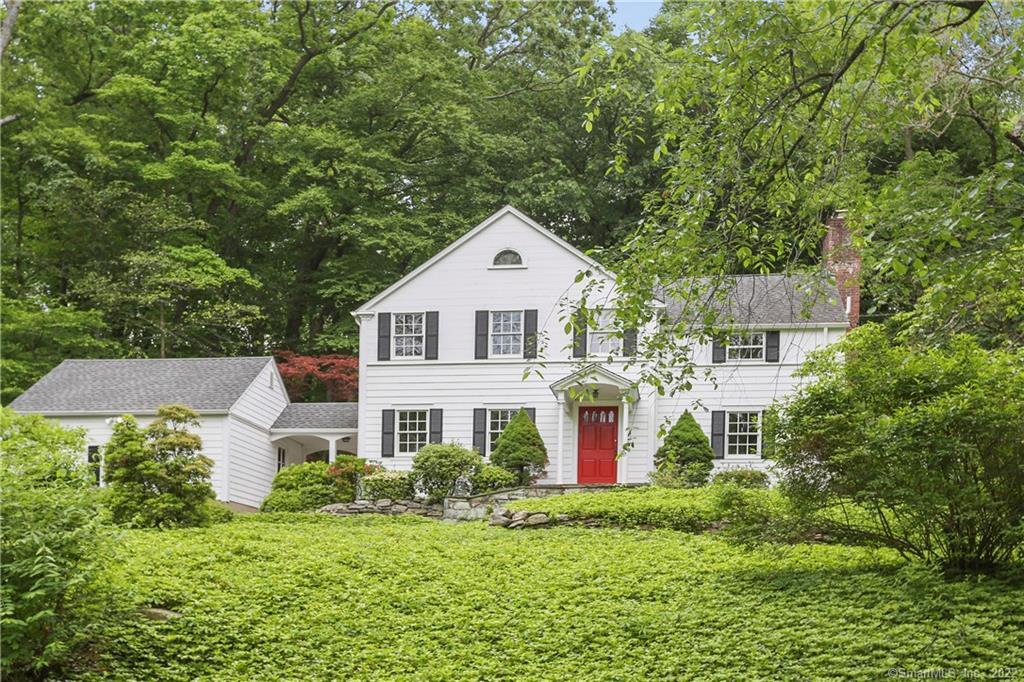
[653,411,713,487]
[490,408,547,485]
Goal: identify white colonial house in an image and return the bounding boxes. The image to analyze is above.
[11,205,857,505]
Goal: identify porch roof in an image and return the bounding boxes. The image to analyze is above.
[549,363,638,401]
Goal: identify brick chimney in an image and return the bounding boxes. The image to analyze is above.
[823,210,861,327]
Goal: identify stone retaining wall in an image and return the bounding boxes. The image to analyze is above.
[319,499,443,518]
[442,484,635,521]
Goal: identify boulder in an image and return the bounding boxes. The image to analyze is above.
[555,514,570,522]
[508,520,526,529]
[525,513,549,526]
[490,512,511,527]
[510,511,530,522]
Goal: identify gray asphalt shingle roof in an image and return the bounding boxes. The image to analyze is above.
[662,274,848,326]
[9,357,274,413]
[271,403,358,430]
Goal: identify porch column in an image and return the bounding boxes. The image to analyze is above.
[328,437,337,464]
[556,395,565,484]
[620,395,630,482]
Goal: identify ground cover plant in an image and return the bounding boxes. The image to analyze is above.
[69,515,1023,681]
[507,486,742,532]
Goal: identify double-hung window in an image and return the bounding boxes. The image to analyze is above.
[726,411,761,457]
[487,408,518,455]
[397,410,429,455]
[588,309,622,355]
[490,311,523,357]
[276,447,287,472]
[726,333,764,360]
[393,313,425,358]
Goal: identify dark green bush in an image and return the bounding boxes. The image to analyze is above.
[261,460,358,512]
[411,443,482,503]
[713,468,770,489]
[361,470,414,501]
[653,411,713,486]
[103,404,215,528]
[769,325,1024,571]
[471,464,518,493]
[1,408,113,679]
[490,409,547,485]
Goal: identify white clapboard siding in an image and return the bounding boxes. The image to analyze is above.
[224,359,291,506]
[53,414,231,498]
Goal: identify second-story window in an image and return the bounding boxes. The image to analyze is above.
[727,332,764,360]
[588,310,622,355]
[490,311,522,356]
[393,313,425,358]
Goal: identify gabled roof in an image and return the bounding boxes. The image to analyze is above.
[9,357,275,414]
[662,274,848,327]
[354,205,615,313]
[550,363,638,400]
[271,402,358,430]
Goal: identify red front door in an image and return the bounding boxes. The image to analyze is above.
[578,406,618,484]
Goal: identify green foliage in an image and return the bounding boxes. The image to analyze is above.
[103,405,215,528]
[260,460,359,512]
[203,500,235,525]
[508,487,727,532]
[489,409,547,485]
[0,0,640,357]
[0,294,121,405]
[470,464,518,494]
[73,516,1024,680]
[411,443,482,503]
[576,2,1022,394]
[327,454,376,502]
[712,468,771,489]
[652,411,713,486]
[0,408,113,679]
[769,324,1024,571]
[361,470,413,501]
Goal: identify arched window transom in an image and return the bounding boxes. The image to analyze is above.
[493,249,523,266]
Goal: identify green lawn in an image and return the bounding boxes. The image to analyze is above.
[76,514,1023,681]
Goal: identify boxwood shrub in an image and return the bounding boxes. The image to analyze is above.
[361,470,414,501]
[411,443,482,503]
[471,464,518,493]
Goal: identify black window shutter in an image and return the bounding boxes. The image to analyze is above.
[429,408,442,443]
[623,328,638,356]
[711,339,726,364]
[473,408,487,454]
[523,309,538,359]
[572,309,587,358]
[381,409,395,457]
[765,330,780,363]
[525,407,536,423]
[425,311,439,360]
[475,311,489,359]
[711,411,725,459]
[377,313,391,361]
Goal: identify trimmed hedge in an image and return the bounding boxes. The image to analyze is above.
[261,460,365,512]
[471,464,518,493]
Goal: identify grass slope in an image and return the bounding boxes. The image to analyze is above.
[76,515,1023,681]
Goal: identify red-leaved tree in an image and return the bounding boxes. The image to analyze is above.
[275,352,358,402]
